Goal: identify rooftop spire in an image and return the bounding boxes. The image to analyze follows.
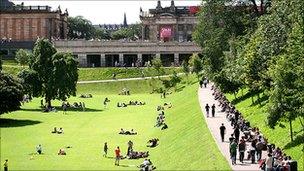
[123,12,127,27]
[156,0,162,10]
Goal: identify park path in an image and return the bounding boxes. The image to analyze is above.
[198,83,261,171]
[77,73,184,84]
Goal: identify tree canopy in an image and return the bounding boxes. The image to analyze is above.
[18,39,79,107]
[0,72,23,115]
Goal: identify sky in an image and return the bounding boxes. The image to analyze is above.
[11,0,201,24]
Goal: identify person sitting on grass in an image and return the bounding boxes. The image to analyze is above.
[138,159,156,171]
[147,138,159,148]
[161,123,168,130]
[58,148,66,155]
[51,127,57,133]
[119,128,125,134]
[57,128,64,134]
[36,144,42,154]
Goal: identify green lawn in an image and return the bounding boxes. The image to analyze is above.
[1,60,182,81]
[226,90,304,170]
[0,79,230,170]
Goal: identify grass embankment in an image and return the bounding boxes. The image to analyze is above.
[0,78,230,170]
[226,90,304,170]
[2,59,182,81]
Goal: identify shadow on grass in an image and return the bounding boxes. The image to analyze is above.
[230,91,255,105]
[21,107,103,112]
[283,134,304,150]
[0,118,42,128]
[251,94,269,107]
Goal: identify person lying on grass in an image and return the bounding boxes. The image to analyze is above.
[147,138,159,148]
[51,127,64,134]
[119,129,137,135]
[127,151,149,159]
[138,159,156,171]
[117,102,128,107]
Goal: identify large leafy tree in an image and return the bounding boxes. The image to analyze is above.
[193,0,265,78]
[68,16,96,40]
[20,38,79,107]
[0,72,24,115]
[268,19,304,141]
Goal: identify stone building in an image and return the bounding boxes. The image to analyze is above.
[0,0,68,58]
[54,0,202,67]
[140,0,199,42]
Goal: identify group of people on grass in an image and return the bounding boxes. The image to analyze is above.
[119,128,138,135]
[117,100,146,107]
[62,101,86,113]
[212,85,296,170]
[103,141,156,170]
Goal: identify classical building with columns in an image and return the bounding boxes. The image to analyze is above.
[0,0,68,58]
[54,0,201,67]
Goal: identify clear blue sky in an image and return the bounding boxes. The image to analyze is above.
[12,0,201,24]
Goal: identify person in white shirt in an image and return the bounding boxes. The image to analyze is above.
[265,153,273,171]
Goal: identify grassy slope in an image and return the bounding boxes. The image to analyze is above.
[0,79,230,170]
[226,91,304,170]
[1,60,182,81]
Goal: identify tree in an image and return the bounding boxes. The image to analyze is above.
[151,57,164,77]
[15,49,32,66]
[68,16,96,40]
[0,72,23,115]
[267,20,304,141]
[189,53,203,80]
[22,38,79,107]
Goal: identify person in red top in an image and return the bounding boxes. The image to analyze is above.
[115,146,121,166]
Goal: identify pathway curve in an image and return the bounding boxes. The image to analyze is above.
[77,73,184,84]
[198,83,261,171]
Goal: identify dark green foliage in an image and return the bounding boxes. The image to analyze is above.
[17,69,42,97]
[19,38,79,107]
[0,72,23,114]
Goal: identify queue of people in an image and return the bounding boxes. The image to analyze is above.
[212,85,297,170]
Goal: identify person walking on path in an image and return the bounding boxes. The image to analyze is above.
[211,104,216,117]
[234,126,240,143]
[199,80,203,88]
[219,123,226,142]
[103,142,108,157]
[205,104,210,117]
[229,140,237,165]
[114,146,121,166]
[238,139,246,163]
[3,159,8,171]
[203,78,208,88]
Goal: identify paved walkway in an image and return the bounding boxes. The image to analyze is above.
[198,84,261,171]
[77,73,184,84]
